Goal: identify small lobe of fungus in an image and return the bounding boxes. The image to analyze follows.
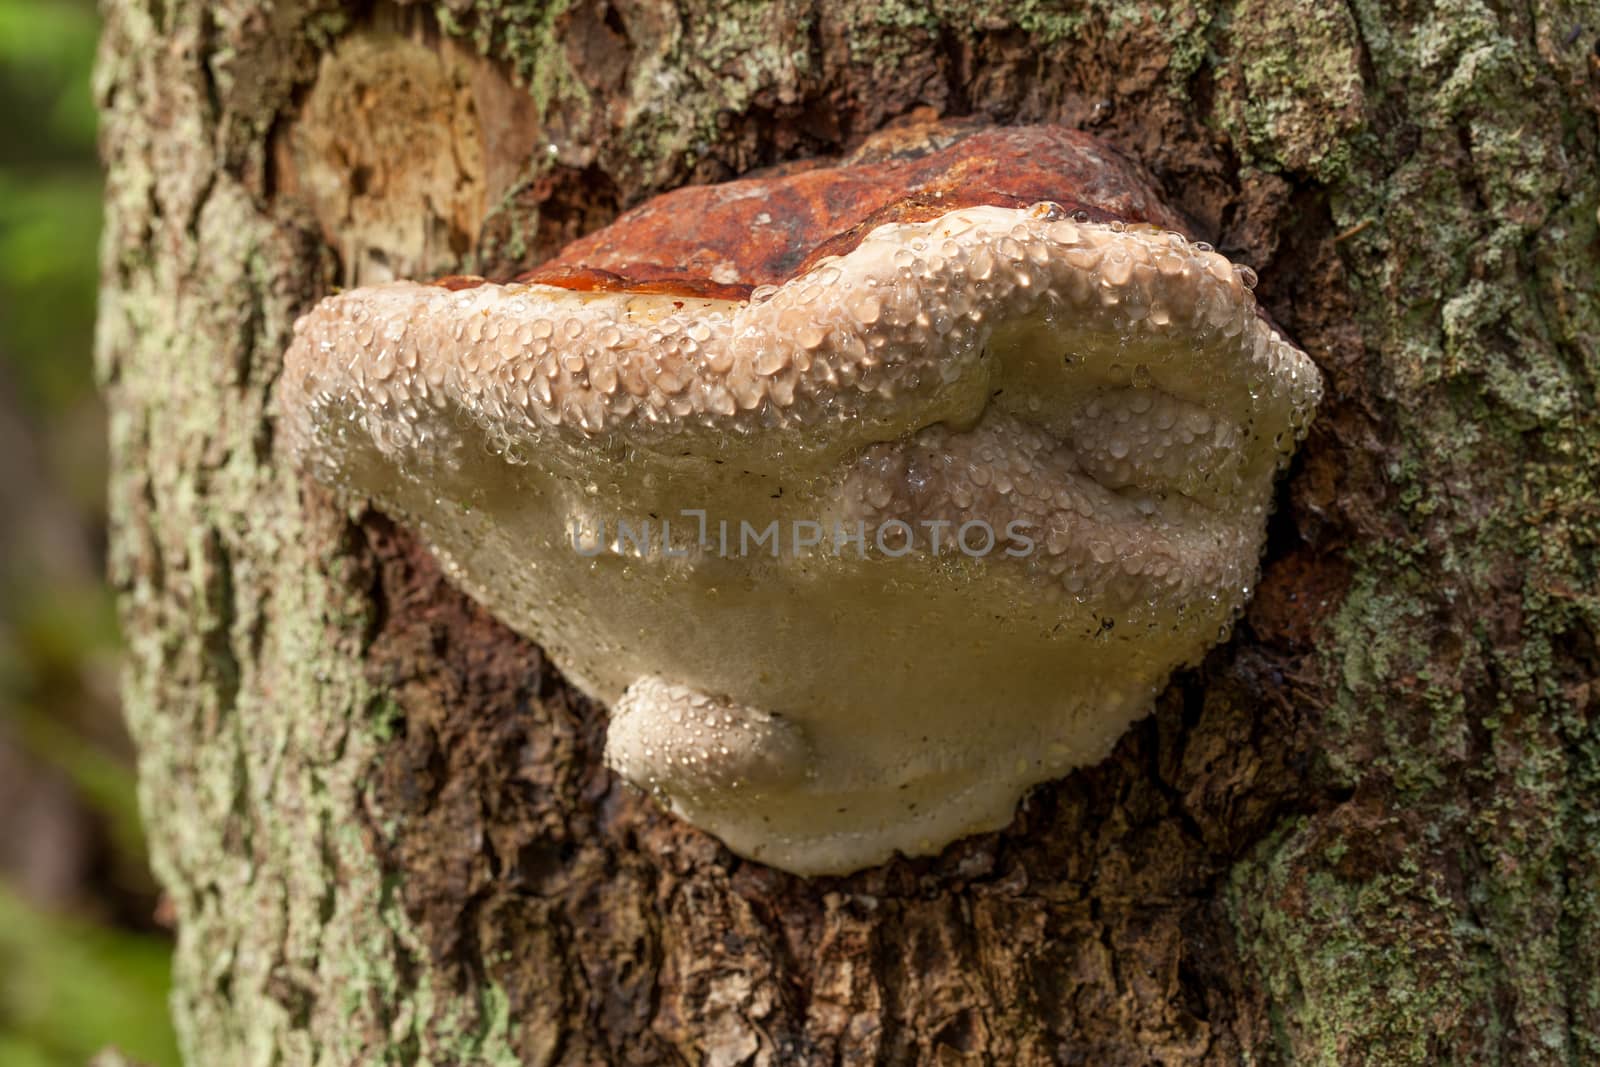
[280,122,1323,876]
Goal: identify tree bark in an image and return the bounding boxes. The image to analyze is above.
[96,1,1600,1064]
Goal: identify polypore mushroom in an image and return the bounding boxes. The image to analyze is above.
[280,123,1322,876]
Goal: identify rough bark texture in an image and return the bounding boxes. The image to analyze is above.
[96,1,1600,1064]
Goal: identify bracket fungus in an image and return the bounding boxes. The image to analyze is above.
[281,124,1322,876]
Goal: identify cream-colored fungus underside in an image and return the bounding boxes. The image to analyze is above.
[281,203,1322,875]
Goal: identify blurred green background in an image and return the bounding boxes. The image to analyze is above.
[0,1,180,1064]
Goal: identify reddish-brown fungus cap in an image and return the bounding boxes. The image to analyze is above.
[520,123,1188,294]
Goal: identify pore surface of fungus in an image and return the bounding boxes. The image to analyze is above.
[281,124,1322,876]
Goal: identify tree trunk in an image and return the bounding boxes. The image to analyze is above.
[95,1,1599,1063]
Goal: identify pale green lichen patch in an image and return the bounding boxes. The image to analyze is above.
[97,1,525,1063]
[434,0,588,115]
[1229,814,1491,1064]
[1222,0,1600,1058]
[1213,0,1367,183]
